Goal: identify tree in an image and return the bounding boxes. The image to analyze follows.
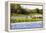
[35,8,40,13]
[10,4,22,13]
[10,4,30,15]
[39,9,43,14]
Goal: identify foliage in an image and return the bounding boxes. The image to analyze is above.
[10,4,43,16]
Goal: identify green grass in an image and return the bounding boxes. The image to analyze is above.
[11,13,42,16]
[10,18,42,23]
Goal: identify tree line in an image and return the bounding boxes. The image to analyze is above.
[10,4,43,15]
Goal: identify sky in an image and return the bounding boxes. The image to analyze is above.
[20,5,42,9]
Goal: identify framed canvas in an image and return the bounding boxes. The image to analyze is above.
[5,1,44,32]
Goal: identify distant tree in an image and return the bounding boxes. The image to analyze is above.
[10,4,30,15]
[35,8,40,13]
[10,4,22,13]
[39,9,43,14]
[11,4,43,15]
[10,4,16,13]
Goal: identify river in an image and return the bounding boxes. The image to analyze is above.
[10,21,43,30]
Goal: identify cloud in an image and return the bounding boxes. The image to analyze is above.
[21,5,42,9]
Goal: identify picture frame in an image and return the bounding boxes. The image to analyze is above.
[5,1,44,32]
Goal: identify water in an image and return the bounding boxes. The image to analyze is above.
[10,21,43,30]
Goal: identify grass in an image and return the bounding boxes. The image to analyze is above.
[11,13,42,16]
[10,18,42,23]
[10,13,42,23]
[11,13,26,16]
